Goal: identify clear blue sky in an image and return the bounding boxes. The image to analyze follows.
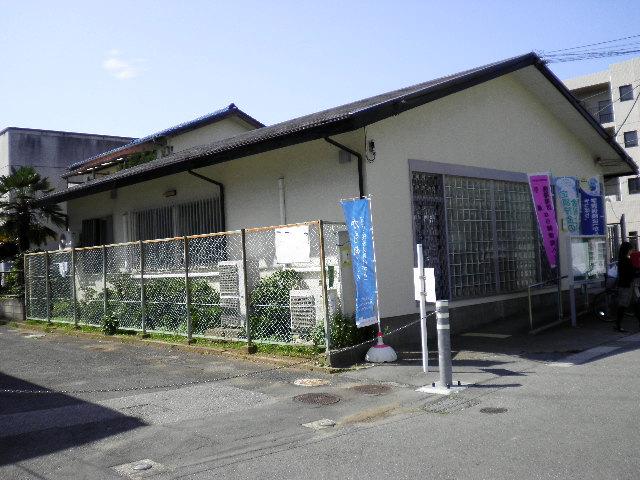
[2,1,640,138]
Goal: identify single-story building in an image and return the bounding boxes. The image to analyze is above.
[39,52,636,338]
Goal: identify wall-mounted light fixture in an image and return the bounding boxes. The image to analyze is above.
[366,139,376,163]
[164,189,177,197]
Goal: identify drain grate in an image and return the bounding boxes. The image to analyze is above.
[480,407,508,414]
[294,393,341,405]
[424,396,480,414]
[350,384,392,395]
[294,378,330,387]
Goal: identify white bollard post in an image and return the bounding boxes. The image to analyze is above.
[416,244,428,373]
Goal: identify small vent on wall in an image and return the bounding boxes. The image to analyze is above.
[290,290,316,334]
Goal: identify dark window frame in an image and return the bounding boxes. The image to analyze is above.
[624,130,638,148]
[597,100,614,123]
[628,177,640,194]
[620,84,634,102]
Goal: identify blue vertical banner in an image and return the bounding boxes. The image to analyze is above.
[579,177,605,235]
[340,197,379,328]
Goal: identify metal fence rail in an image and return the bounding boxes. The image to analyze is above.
[24,220,346,349]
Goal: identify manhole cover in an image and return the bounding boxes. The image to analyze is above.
[294,378,330,387]
[350,384,392,395]
[424,396,480,414]
[480,407,508,414]
[294,393,340,405]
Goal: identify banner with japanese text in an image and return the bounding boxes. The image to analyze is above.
[555,176,580,235]
[579,177,605,236]
[528,173,559,268]
[340,197,378,328]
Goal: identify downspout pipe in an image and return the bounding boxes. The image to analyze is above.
[187,170,226,231]
[324,137,364,198]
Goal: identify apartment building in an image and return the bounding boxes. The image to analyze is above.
[565,57,640,245]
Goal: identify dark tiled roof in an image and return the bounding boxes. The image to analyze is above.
[67,103,264,172]
[40,52,635,204]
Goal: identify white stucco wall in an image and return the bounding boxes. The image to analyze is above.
[66,136,361,241]
[363,73,603,318]
[168,117,257,153]
[66,71,609,319]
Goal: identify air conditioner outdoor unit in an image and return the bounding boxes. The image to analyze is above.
[289,289,316,334]
[218,260,246,327]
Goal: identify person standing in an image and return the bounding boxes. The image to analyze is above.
[616,241,639,332]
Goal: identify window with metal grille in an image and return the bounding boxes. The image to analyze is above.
[80,216,113,247]
[628,177,640,194]
[127,197,223,241]
[624,131,638,148]
[412,171,549,300]
[597,100,613,123]
[620,84,634,102]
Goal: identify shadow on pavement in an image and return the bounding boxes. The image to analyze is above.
[0,373,146,466]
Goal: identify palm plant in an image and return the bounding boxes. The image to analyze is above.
[0,167,66,253]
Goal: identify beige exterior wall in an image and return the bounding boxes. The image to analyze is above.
[66,136,360,242]
[364,74,602,318]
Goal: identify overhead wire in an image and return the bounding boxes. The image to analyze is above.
[543,34,640,54]
[614,93,640,136]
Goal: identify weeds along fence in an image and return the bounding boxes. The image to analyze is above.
[24,220,347,348]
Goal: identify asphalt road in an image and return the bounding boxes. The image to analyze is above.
[1,322,640,479]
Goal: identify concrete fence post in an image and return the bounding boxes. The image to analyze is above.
[436,299,452,388]
[102,245,107,316]
[318,220,331,354]
[140,240,147,336]
[240,229,252,349]
[71,248,78,327]
[23,254,28,321]
[44,252,51,324]
[184,236,193,343]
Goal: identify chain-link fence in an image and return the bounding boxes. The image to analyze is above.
[24,221,347,348]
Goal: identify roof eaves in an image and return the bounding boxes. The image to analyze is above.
[532,60,637,175]
[42,52,630,204]
[65,104,264,175]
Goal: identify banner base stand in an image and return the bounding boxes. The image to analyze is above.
[365,332,397,363]
[416,381,467,395]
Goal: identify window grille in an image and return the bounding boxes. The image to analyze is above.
[624,131,638,148]
[444,177,496,298]
[128,197,222,241]
[620,84,634,102]
[411,172,450,299]
[412,171,550,300]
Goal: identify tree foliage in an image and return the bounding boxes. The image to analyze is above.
[0,167,66,253]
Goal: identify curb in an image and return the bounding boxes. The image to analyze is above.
[4,321,347,374]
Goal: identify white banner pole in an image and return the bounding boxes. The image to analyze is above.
[416,243,428,373]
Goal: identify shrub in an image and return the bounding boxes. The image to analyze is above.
[328,311,376,350]
[249,270,301,341]
[101,311,119,335]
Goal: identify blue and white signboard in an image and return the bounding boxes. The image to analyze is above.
[340,198,379,328]
[579,177,605,236]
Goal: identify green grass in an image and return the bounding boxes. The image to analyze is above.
[20,318,324,359]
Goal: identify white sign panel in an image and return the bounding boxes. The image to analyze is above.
[275,225,310,264]
[413,267,436,302]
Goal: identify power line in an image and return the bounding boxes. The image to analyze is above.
[543,33,640,54]
[614,93,640,136]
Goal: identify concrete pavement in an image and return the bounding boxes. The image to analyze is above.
[1,315,640,479]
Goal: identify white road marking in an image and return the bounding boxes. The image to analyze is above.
[461,333,512,339]
[547,346,620,367]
